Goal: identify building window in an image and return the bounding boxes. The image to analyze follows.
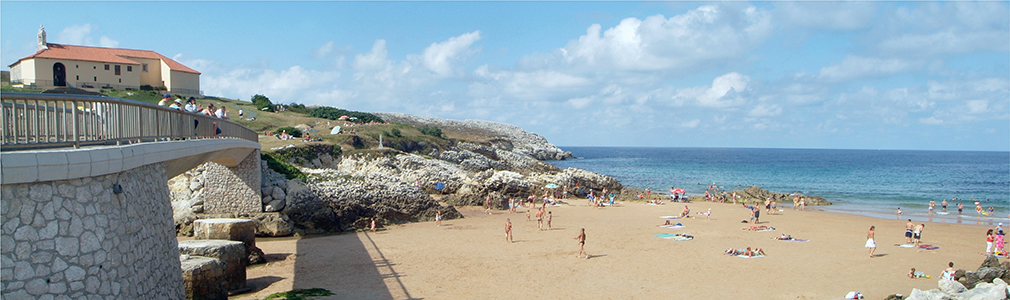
[142,64,148,72]
[119,79,122,83]
[76,75,79,80]
[127,66,132,72]
[93,66,96,69]
[75,65,78,68]
[94,76,97,81]
[115,65,121,76]
[104,64,109,70]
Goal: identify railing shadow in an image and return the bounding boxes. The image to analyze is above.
[292,231,419,299]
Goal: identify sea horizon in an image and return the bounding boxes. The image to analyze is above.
[548,146,1010,225]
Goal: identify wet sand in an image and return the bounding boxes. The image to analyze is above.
[229,201,1000,299]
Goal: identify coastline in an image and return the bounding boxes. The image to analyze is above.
[230,199,1003,299]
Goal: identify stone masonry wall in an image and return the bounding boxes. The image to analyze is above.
[1,163,185,299]
[199,150,261,214]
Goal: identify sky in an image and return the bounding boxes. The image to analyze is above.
[2,1,1008,151]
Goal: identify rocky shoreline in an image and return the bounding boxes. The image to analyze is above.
[170,114,620,237]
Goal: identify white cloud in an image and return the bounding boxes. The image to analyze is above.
[555,4,772,72]
[313,41,335,59]
[419,31,481,77]
[682,119,700,128]
[878,30,1008,56]
[748,104,782,117]
[817,56,919,82]
[672,72,750,108]
[567,97,592,109]
[56,24,118,48]
[777,2,876,30]
[354,40,390,72]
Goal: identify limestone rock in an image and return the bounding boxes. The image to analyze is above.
[178,240,246,291]
[938,279,966,294]
[270,188,286,202]
[906,288,946,300]
[975,267,1005,286]
[264,199,285,212]
[981,255,1003,269]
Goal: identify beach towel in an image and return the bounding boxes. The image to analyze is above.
[660,216,680,219]
[755,228,776,232]
[654,233,693,241]
[659,225,685,229]
[775,238,809,242]
[737,254,765,258]
[896,244,915,248]
[918,245,939,250]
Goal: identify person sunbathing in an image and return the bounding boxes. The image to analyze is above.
[680,206,691,218]
[774,234,794,241]
[743,225,774,231]
[658,220,673,226]
[724,248,745,255]
[743,247,765,257]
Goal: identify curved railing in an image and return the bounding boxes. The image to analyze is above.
[1,92,257,150]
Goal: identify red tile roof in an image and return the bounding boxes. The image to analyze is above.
[11,43,200,74]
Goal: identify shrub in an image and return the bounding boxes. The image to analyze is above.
[418,125,442,138]
[252,94,274,112]
[272,126,303,137]
[308,106,384,123]
[390,128,401,137]
[261,153,307,181]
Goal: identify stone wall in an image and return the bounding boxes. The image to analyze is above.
[173,150,261,215]
[1,163,184,299]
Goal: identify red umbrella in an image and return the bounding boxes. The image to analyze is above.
[672,188,685,194]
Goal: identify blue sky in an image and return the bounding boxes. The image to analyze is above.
[3,1,1008,151]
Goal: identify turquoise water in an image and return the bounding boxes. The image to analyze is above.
[547,147,1010,224]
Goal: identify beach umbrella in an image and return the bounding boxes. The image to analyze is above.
[673,188,685,194]
[545,183,560,189]
[329,126,341,135]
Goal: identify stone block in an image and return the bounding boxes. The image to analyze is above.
[178,240,245,291]
[179,256,227,300]
[193,219,255,246]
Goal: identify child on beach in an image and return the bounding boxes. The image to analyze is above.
[866,226,876,258]
[547,211,552,230]
[435,209,442,227]
[909,268,928,278]
[505,218,513,243]
[986,229,994,254]
[575,228,587,259]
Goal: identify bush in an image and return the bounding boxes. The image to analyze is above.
[308,106,384,123]
[273,126,303,137]
[418,125,442,138]
[390,128,401,137]
[252,94,274,112]
[286,103,308,114]
[261,153,307,181]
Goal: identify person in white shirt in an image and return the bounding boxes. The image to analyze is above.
[214,106,228,119]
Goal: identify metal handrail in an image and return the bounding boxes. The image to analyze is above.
[0,92,257,150]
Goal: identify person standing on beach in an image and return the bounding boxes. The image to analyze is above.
[976,202,983,216]
[753,205,761,224]
[866,226,877,258]
[575,228,587,259]
[793,196,799,211]
[505,218,513,243]
[536,207,544,230]
[905,219,915,244]
[547,211,553,230]
[764,198,772,215]
[486,195,492,215]
[995,224,1005,255]
[435,209,442,227]
[370,218,376,232]
[986,229,995,254]
[913,224,925,247]
[799,197,806,211]
[896,207,902,217]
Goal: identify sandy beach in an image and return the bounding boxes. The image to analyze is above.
[228,200,1002,299]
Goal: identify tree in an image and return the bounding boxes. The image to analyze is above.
[252,94,274,112]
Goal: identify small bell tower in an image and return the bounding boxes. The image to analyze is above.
[37,25,48,52]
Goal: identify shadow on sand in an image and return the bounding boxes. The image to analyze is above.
[292,231,420,299]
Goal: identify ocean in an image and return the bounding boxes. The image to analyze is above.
[547,147,1010,224]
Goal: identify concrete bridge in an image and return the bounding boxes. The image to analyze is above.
[1,93,261,299]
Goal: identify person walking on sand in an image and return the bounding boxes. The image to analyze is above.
[799,197,806,211]
[370,217,376,232]
[866,226,877,258]
[435,209,442,227]
[913,223,925,247]
[575,228,587,259]
[486,195,492,215]
[536,207,544,230]
[905,219,915,244]
[505,218,513,243]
